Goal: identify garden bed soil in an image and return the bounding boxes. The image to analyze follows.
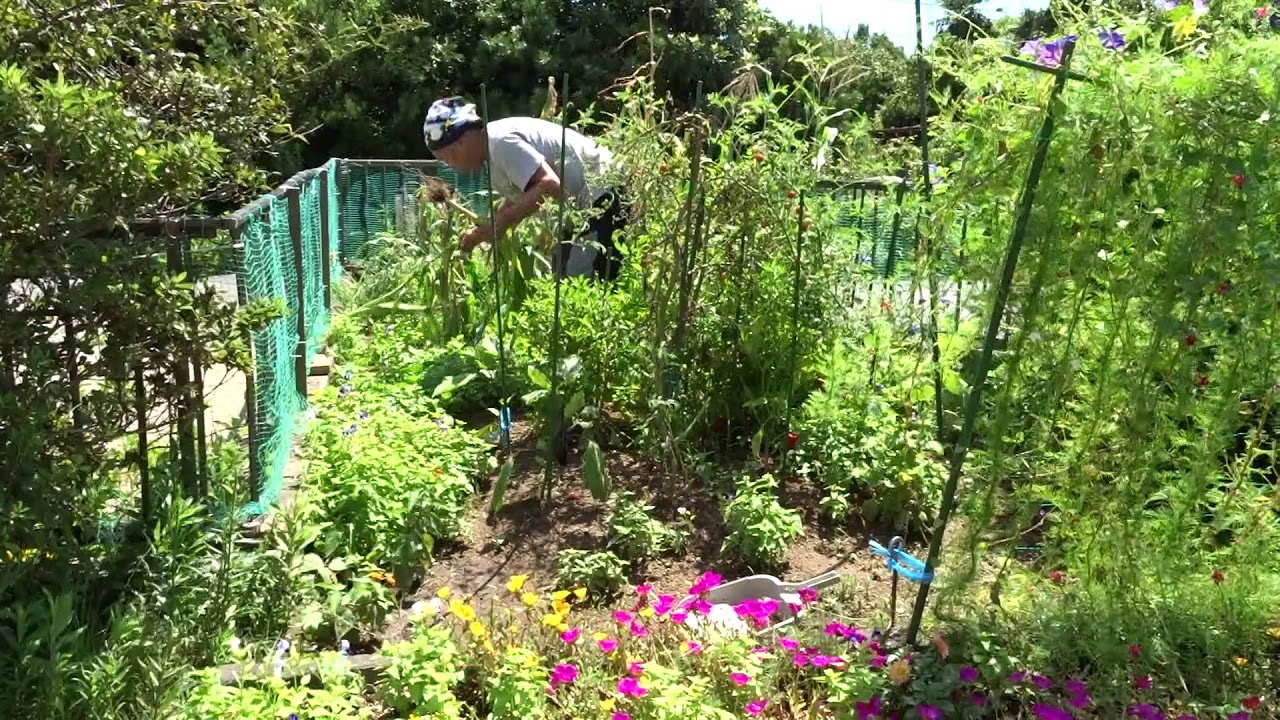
[380,418,928,645]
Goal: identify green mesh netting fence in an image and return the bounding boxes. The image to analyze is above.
[337,160,488,265]
[237,197,300,518]
[233,160,340,518]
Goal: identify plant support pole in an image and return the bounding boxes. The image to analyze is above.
[480,84,511,450]
[904,39,1080,646]
[782,192,805,471]
[544,73,570,500]
[914,0,946,447]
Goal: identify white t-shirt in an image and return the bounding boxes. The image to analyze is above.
[485,117,614,209]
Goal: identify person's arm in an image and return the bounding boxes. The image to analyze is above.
[490,163,561,236]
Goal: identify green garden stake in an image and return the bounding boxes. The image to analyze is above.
[955,218,968,330]
[904,37,1082,647]
[913,0,946,447]
[781,191,805,475]
[544,73,571,502]
[480,84,512,451]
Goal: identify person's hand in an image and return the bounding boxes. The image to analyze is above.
[458,224,491,253]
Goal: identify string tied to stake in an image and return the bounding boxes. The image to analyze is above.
[869,536,933,584]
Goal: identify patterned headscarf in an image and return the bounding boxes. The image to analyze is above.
[422,97,482,151]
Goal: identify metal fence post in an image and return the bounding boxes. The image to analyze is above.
[286,184,308,400]
[319,167,333,314]
[232,223,261,503]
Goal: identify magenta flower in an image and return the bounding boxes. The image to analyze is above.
[550,663,578,688]
[1135,674,1152,690]
[613,610,633,624]
[856,696,883,720]
[798,587,819,604]
[628,619,647,637]
[1129,704,1163,720]
[1032,673,1054,690]
[635,584,652,596]
[560,627,580,644]
[919,707,942,720]
[1009,670,1027,683]
[1032,704,1072,720]
[652,594,675,615]
[731,672,750,686]
[670,611,688,625]
[611,714,631,720]
[1128,643,1142,658]
[869,655,888,668]
[779,636,799,652]
[958,665,979,683]
[689,571,723,595]
[627,661,644,676]
[617,676,647,697]
[598,637,618,653]
[746,699,767,716]
[971,693,988,707]
[684,640,703,655]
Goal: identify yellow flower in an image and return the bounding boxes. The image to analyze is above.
[470,621,488,639]
[507,625,521,635]
[573,587,587,600]
[450,599,476,622]
[552,599,572,615]
[1172,15,1198,39]
[552,590,571,601]
[1267,626,1280,640]
[1235,656,1249,667]
[592,632,608,641]
[542,612,566,627]
[557,623,570,633]
[483,639,496,654]
[521,592,539,607]
[639,607,655,619]
[506,575,529,593]
[887,658,912,686]
[436,586,452,600]
[521,653,540,668]
[600,698,616,713]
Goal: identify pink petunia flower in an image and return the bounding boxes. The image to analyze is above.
[745,699,767,716]
[731,672,751,686]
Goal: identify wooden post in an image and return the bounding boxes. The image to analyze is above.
[134,362,152,528]
[287,184,308,400]
[319,167,333,313]
[232,224,262,503]
[166,222,199,498]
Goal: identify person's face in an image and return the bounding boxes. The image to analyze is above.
[434,129,486,172]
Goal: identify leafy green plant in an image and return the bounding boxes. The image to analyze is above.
[555,549,628,599]
[606,491,688,562]
[378,622,466,718]
[721,473,804,569]
[177,650,370,720]
[303,369,490,582]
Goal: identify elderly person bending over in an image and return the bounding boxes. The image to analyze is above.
[422,96,629,281]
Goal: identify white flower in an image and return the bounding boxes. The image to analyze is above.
[228,637,242,652]
[706,603,750,637]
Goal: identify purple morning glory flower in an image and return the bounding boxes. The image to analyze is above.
[1098,28,1126,50]
[1154,0,1177,10]
[1020,38,1045,57]
[1037,35,1078,67]
[958,665,979,683]
[1193,0,1207,15]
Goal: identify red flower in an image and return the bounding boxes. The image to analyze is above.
[1135,675,1152,690]
[1213,570,1225,584]
[1185,333,1197,347]
[659,163,668,174]
[753,150,765,163]
[795,205,803,215]
[1259,7,1270,19]
[1244,696,1261,710]
[1128,643,1142,658]
[800,221,809,231]
[1233,173,1246,189]
[1198,375,1209,388]
[787,189,797,199]
[880,300,891,312]
[1217,280,1231,295]
[786,432,799,450]
[1050,570,1064,585]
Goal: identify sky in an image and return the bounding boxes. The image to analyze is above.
[756,0,1051,50]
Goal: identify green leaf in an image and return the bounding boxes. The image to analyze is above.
[582,440,610,501]
[490,456,515,516]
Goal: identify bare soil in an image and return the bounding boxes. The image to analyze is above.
[379,416,930,645]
